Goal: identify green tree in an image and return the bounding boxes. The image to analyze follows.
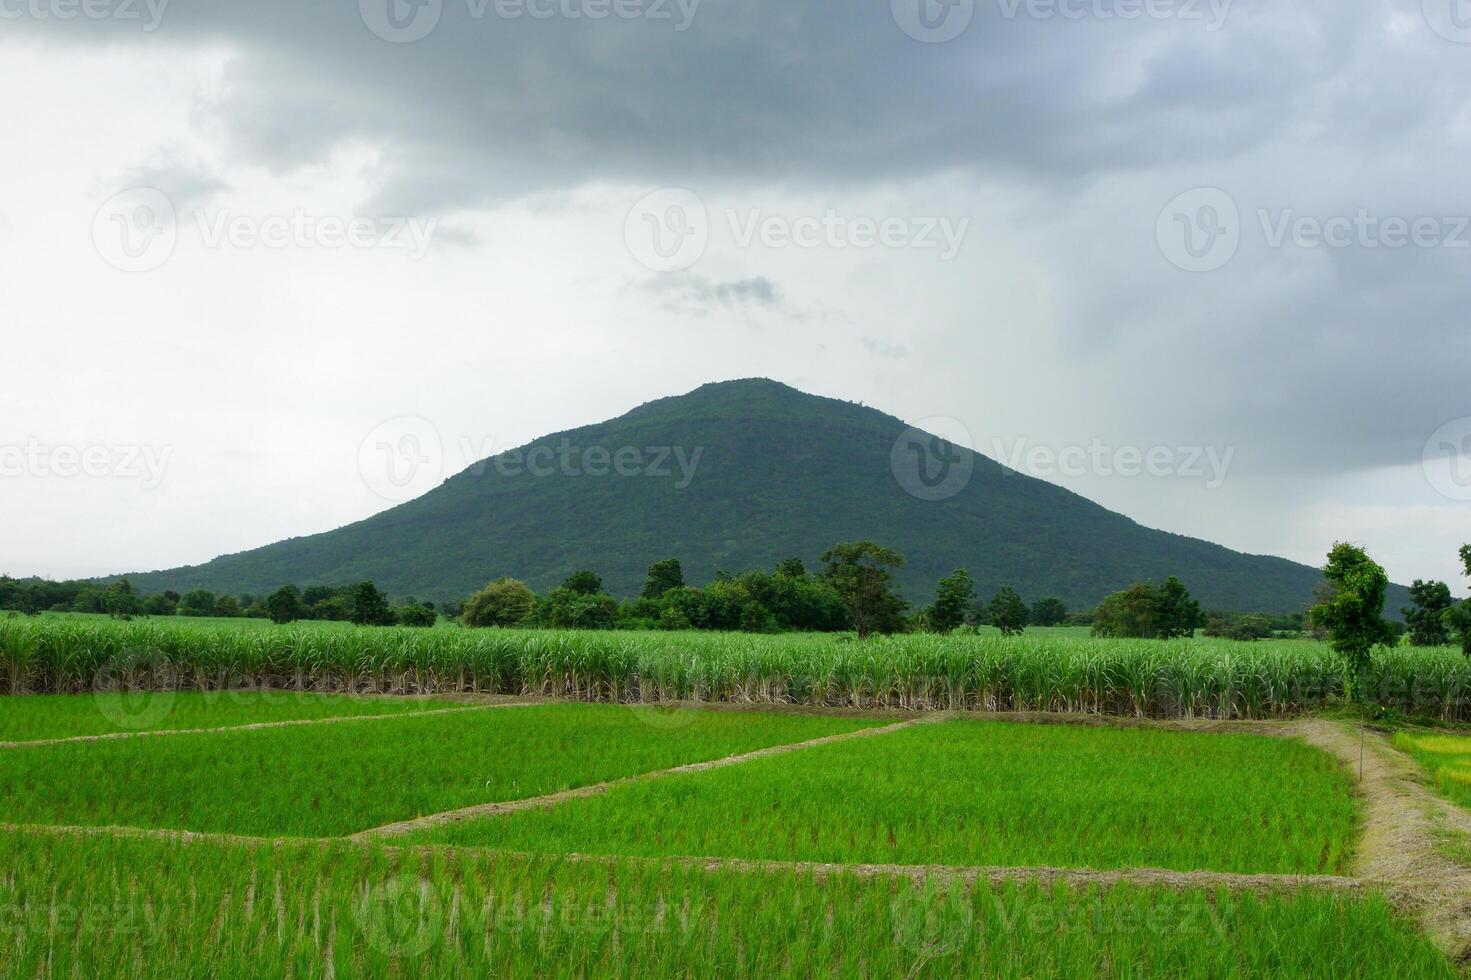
[462,578,537,628]
[987,586,1029,636]
[1153,577,1202,640]
[1030,597,1068,627]
[213,595,242,618]
[641,559,685,599]
[265,585,304,625]
[103,579,140,620]
[1447,545,1471,656]
[348,581,394,627]
[775,557,808,579]
[396,603,437,627]
[178,589,216,617]
[1092,583,1159,638]
[535,588,617,629]
[820,541,908,638]
[140,592,177,617]
[562,570,603,596]
[929,568,975,633]
[1403,579,1453,647]
[1308,542,1394,685]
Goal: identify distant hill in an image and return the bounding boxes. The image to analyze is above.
[115,378,1382,613]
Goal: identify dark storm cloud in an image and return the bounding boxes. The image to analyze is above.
[18,0,1471,481]
[13,0,1421,208]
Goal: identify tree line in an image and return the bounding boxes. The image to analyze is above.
[6,541,1469,651]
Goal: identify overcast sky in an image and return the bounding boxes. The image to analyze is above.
[2,0,1469,591]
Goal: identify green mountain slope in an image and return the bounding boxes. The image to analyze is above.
[117,379,1352,612]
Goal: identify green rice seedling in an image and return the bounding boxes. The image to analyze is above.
[1393,731,1471,811]
[0,829,1450,979]
[0,703,881,837]
[0,691,465,743]
[413,719,1358,875]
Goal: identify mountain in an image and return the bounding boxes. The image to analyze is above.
[116,379,1360,613]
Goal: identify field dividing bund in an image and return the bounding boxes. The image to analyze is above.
[0,828,1454,979]
[0,702,885,837]
[0,699,532,749]
[355,713,948,838]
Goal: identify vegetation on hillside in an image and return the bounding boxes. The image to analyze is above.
[100,379,1352,612]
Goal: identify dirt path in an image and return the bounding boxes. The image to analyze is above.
[351,713,952,839]
[1284,719,1471,964]
[0,700,536,750]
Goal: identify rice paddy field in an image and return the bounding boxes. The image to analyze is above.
[1393,731,1471,811]
[0,690,465,742]
[0,830,1450,979]
[411,719,1357,875]
[0,628,1465,976]
[0,703,880,836]
[6,616,1470,719]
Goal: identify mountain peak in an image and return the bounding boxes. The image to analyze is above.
[117,379,1340,613]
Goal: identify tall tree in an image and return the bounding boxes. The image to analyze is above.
[1308,542,1394,685]
[1403,579,1454,647]
[641,559,685,599]
[103,579,139,620]
[1153,577,1202,640]
[929,568,975,633]
[1030,597,1068,627]
[348,581,394,627]
[1446,545,1471,656]
[775,557,808,579]
[265,585,304,625]
[820,540,907,638]
[462,578,537,628]
[562,570,604,596]
[987,586,1029,637]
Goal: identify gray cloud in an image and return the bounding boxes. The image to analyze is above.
[641,273,780,312]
